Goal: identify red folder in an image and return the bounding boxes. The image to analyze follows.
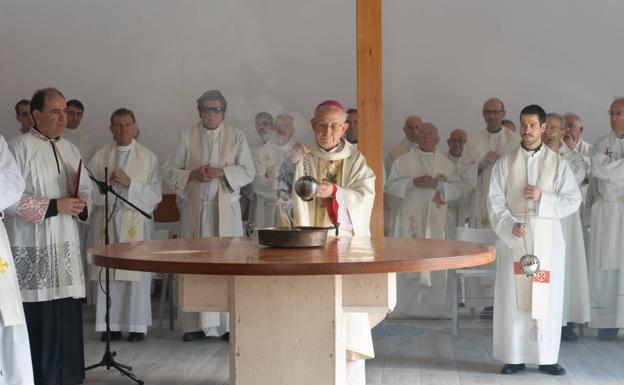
[72,159,83,198]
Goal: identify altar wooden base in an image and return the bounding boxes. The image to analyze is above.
[180,273,396,385]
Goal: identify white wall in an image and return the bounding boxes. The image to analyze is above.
[1,0,622,162]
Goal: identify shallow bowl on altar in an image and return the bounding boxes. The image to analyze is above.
[256,226,334,248]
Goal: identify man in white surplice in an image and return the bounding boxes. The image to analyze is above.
[384,115,423,236]
[0,134,34,385]
[386,123,462,319]
[543,113,591,342]
[252,113,295,228]
[467,98,520,228]
[488,105,581,376]
[5,88,93,384]
[587,98,624,341]
[9,99,33,143]
[162,90,255,342]
[88,108,162,342]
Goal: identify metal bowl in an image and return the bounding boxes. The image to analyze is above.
[256,226,334,248]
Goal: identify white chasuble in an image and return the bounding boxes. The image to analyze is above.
[489,145,581,365]
[5,130,92,302]
[467,127,520,228]
[588,132,624,328]
[278,139,377,360]
[89,140,161,281]
[162,122,254,336]
[88,140,161,334]
[385,148,461,319]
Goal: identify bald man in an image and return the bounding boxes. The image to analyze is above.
[446,129,477,228]
[466,98,520,228]
[588,98,624,341]
[386,123,462,318]
[384,115,423,235]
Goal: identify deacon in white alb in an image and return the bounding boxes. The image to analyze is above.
[386,123,462,319]
[0,134,34,385]
[587,98,624,341]
[488,105,581,376]
[88,108,162,342]
[252,113,295,228]
[543,113,590,341]
[162,89,255,342]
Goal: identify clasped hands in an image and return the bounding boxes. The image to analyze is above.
[190,164,225,183]
[57,194,87,217]
[413,175,439,189]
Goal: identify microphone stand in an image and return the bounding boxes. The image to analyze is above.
[84,166,150,385]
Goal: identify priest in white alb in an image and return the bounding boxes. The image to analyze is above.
[5,88,93,384]
[467,98,520,228]
[384,115,423,236]
[0,134,34,385]
[587,98,624,341]
[446,129,477,228]
[88,108,162,342]
[162,89,255,342]
[488,105,581,376]
[276,100,375,384]
[543,113,591,341]
[386,123,462,319]
[252,113,295,228]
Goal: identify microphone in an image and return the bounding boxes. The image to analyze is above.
[84,165,110,195]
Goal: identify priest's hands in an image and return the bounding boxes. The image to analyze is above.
[512,223,527,237]
[110,169,131,187]
[316,182,334,198]
[478,151,500,172]
[289,143,309,164]
[57,196,87,217]
[413,175,439,188]
[189,164,225,183]
[525,185,541,201]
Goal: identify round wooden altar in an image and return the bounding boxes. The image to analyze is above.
[89,236,494,385]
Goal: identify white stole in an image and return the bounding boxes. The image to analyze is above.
[91,140,150,281]
[397,149,455,285]
[506,146,558,319]
[187,122,236,237]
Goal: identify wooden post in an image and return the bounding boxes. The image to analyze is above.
[356,0,383,238]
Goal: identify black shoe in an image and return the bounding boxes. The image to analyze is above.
[100,331,122,342]
[127,332,144,342]
[221,332,230,341]
[598,328,619,341]
[480,306,494,320]
[182,331,205,342]
[501,363,525,374]
[561,324,578,341]
[539,363,566,375]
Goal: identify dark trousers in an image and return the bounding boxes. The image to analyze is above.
[23,298,85,385]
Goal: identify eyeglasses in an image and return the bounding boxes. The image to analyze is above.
[200,106,224,114]
[448,139,466,144]
[482,110,504,115]
[315,122,344,131]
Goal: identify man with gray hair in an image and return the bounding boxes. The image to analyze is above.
[563,112,592,163]
[543,113,590,341]
[587,98,624,341]
[252,113,296,227]
[162,89,255,342]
